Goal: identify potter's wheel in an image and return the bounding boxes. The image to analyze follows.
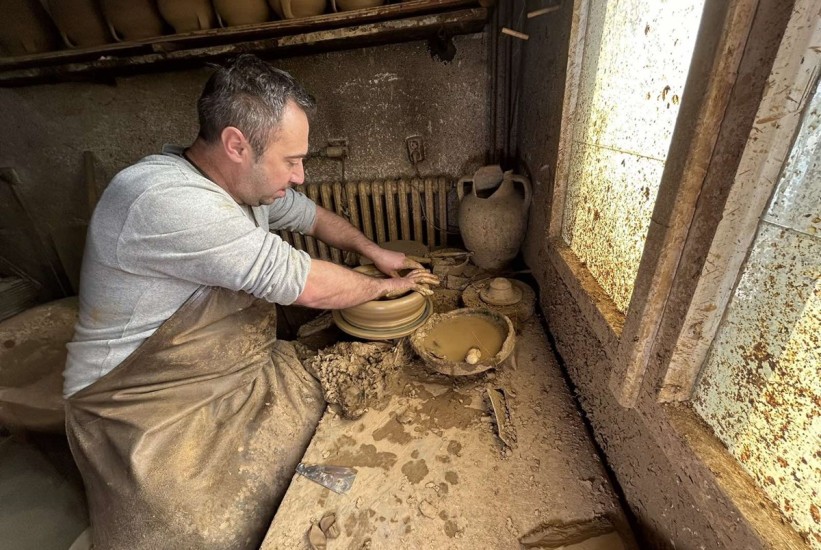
[333,298,433,340]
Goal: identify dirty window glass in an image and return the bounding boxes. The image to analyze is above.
[561,0,705,312]
[694,82,821,546]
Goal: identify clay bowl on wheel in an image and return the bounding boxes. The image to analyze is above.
[410,307,515,376]
[333,265,432,340]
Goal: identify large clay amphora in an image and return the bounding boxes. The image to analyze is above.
[0,0,60,56]
[158,0,216,33]
[269,0,326,19]
[457,173,531,270]
[47,0,112,48]
[214,0,270,26]
[102,0,165,41]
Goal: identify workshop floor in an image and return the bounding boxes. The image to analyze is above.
[0,434,88,550]
[262,318,633,549]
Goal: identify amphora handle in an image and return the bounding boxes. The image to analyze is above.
[456,177,475,202]
[509,175,532,211]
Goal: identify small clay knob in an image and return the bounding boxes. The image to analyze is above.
[480,278,523,306]
[465,347,482,364]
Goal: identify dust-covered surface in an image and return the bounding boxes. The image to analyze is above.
[0,297,78,432]
[430,289,462,314]
[534,258,770,549]
[306,341,411,420]
[262,319,633,549]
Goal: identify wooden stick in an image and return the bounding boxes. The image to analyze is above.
[527,5,561,18]
[501,27,529,40]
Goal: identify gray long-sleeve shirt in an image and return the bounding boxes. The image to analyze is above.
[63,145,316,397]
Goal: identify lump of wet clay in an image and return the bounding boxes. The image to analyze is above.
[465,347,482,364]
[308,523,326,549]
[320,513,339,539]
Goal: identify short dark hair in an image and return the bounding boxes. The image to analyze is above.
[197,55,315,157]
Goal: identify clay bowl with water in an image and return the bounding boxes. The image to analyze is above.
[333,265,432,340]
[410,307,515,376]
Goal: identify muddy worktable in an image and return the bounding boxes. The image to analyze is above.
[261,319,629,548]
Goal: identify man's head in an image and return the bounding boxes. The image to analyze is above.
[196,55,315,205]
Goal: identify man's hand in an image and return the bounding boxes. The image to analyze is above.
[307,207,428,277]
[383,267,440,297]
[294,260,439,309]
[370,248,425,278]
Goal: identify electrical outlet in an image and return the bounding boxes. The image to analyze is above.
[406,135,425,164]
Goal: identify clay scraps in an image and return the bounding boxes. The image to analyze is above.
[306,340,410,419]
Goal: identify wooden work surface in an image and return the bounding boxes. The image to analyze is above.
[261,320,626,549]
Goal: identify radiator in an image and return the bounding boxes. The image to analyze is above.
[278,177,454,264]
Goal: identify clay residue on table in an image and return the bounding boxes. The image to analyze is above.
[307,341,410,419]
[401,458,429,484]
[413,390,483,432]
[372,416,413,445]
[328,442,397,470]
[264,320,634,549]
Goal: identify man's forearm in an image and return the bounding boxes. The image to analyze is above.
[306,206,382,259]
[306,204,427,278]
[293,259,395,309]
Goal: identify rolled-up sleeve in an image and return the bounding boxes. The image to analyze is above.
[117,184,312,305]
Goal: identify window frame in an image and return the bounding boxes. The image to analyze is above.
[543,0,816,545]
[547,0,802,408]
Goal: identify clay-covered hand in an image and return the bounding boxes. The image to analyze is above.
[384,268,440,298]
[370,248,425,278]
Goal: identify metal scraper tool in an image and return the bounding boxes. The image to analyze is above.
[296,463,358,494]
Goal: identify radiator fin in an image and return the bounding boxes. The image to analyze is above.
[278,177,453,264]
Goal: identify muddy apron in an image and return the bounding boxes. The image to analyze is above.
[65,286,325,549]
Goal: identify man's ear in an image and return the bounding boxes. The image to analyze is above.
[221,127,250,164]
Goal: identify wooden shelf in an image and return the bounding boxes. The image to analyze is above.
[0,1,488,86]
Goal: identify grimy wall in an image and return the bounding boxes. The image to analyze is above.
[0,35,489,298]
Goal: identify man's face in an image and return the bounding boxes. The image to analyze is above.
[243,100,309,206]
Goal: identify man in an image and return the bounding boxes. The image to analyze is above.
[64,55,437,549]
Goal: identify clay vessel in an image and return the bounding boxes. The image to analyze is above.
[332,265,432,340]
[158,0,216,33]
[214,0,270,26]
[457,172,531,270]
[101,0,165,41]
[340,266,426,329]
[0,0,60,55]
[47,0,112,48]
[269,0,326,19]
[410,307,515,377]
[331,0,383,12]
[480,278,522,306]
[461,278,536,330]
